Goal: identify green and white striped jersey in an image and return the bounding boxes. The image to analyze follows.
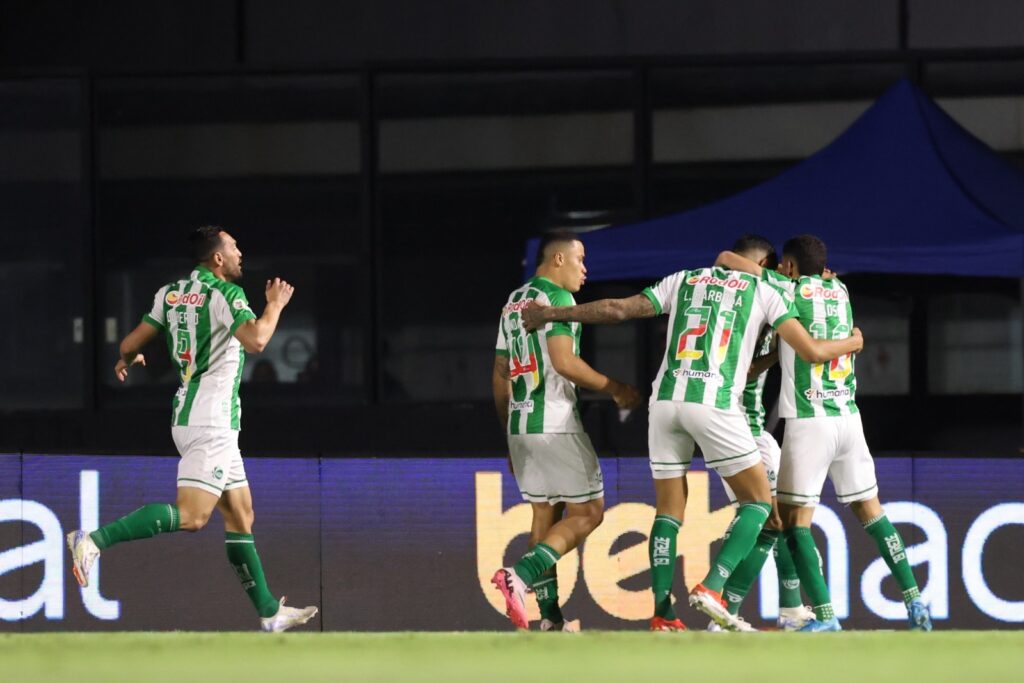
[142,266,257,430]
[772,274,859,418]
[741,325,774,436]
[643,267,797,410]
[495,276,583,435]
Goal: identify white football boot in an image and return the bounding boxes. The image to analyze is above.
[66,530,101,588]
[260,597,319,633]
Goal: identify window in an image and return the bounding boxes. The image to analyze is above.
[376,71,636,401]
[96,76,366,405]
[929,292,1023,394]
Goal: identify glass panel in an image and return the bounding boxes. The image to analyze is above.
[0,80,86,409]
[377,71,635,401]
[96,76,365,406]
[852,295,911,395]
[929,292,1023,394]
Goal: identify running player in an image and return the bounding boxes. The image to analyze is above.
[66,226,318,632]
[521,261,861,631]
[491,231,642,631]
[716,235,932,632]
[708,235,815,632]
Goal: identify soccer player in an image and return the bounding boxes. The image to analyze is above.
[66,226,318,632]
[707,235,816,632]
[716,235,932,632]
[521,260,861,631]
[491,231,642,631]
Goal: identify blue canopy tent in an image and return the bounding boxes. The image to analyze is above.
[524,79,1024,281]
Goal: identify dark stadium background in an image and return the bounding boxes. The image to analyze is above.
[1,1,1020,457]
[0,0,1022,632]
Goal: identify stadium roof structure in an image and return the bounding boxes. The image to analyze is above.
[526,79,1024,279]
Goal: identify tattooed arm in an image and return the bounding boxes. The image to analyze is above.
[521,294,657,332]
[492,354,511,429]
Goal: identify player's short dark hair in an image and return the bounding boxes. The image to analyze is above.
[535,230,581,265]
[731,234,778,269]
[782,234,828,276]
[189,225,224,262]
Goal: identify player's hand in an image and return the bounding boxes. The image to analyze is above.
[114,354,146,382]
[850,327,864,353]
[265,278,295,307]
[521,301,548,332]
[611,381,643,410]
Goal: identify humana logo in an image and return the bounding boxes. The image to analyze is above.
[804,388,852,400]
[674,369,716,380]
[510,400,535,411]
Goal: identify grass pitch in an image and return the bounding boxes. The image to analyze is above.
[2,631,1017,683]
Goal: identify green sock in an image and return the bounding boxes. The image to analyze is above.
[512,542,560,586]
[89,504,180,550]
[863,514,921,604]
[649,514,681,620]
[774,534,804,609]
[532,567,564,623]
[722,529,778,615]
[785,527,834,620]
[702,502,771,592]
[225,532,279,618]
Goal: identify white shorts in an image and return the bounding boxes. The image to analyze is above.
[777,413,878,507]
[721,431,781,504]
[648,401,761,480]
[171,426,248,497]
[508,432,604,505]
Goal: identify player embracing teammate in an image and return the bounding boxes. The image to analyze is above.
[717,235,932,632]
[521,239,860,632]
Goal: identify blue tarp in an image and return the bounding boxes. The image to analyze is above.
[525,80,1024,280]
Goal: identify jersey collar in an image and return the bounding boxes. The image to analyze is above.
[191,265,218,283]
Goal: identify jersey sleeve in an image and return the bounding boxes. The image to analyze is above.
[759,281,799,329]
[642,270,685,316]
[544,289,575,338]
[214,285,257,334]
[495,317,509,356]
[141,285,169,330]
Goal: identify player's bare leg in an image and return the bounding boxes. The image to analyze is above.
[493,498,604,630]
[647,475,688,631]
[850,495,931,631]
[689,462,772,630]
[217,486,318,632]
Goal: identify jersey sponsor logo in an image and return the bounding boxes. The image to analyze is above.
[803,387,853,401]
[686,275,751,291]
[503,298,536,315]
[165,291,207,307]
[799,284,848,301]
[509,400,535,412]
[673,368,718,380]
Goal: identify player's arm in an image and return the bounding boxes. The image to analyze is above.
[521,294,656,332]
[233,278,294,354]
[715,250,763,277]
[492,354,511,429]
[547,336,643,409]
[775,319,863,363]
[114,322,160,382]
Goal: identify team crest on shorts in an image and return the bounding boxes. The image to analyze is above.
[213,467,224,480]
